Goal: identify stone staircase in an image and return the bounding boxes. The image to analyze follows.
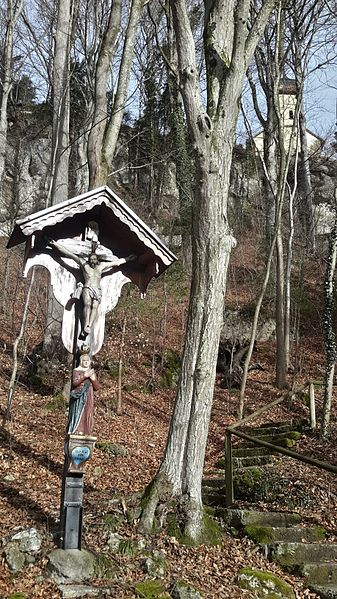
[202,420,304,505]
[202,421,337,597]
[218,508,337,599]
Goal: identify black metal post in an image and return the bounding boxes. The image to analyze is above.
[60,467,84,549]
[59,300,84,549]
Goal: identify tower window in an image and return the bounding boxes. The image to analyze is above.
[289,110,294,120]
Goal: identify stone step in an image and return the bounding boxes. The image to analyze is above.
[270,542,337,567]
[202,477,225,489]
[301,562,337,585]
[214,509,302,529]
[244,525,325,545]
[232,447,272,458]
[243,432,301,448]
[208,469,226,477]
[244,423,296,436]
[308,584,337,599]
[59,584,110,598]
[215,447,271,469]
[246,418,307,433]
[201,490,226,507]
[233,455,273,469]
[201,479,226,505]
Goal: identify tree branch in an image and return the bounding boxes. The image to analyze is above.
[245,0,279,67]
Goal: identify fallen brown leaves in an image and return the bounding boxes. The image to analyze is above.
[0,247,334,599]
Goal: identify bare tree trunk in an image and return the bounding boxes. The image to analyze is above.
[321,202,337,439]
[291,5,318,251]
[166,5,193,268]
[284,186,294,370]
[275,230,287,387]
[238,149,288,416]
[139,0,276,542]
[298,103,315,249]
[238,228,277,419]
[263,127,277,240]
[43,0,73,359]
[1,249,11,315]
[0,0,24,200]
[141,150,235,539]
[116,313,127,415]
[5,269,35,423]
[284,146,299,370]
[74,131,90,194]
[88,0,145,188]
[47,0,73,206]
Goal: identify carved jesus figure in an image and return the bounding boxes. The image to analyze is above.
[49,240,135,338]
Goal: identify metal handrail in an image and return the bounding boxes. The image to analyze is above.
[225,380,326,506]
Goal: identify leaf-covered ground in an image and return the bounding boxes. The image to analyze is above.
[0,241,336,598]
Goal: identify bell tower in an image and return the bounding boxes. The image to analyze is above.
[279,78,297,150]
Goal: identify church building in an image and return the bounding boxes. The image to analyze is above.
[253,77,323,156]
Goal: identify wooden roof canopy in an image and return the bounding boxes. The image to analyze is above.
[7,186,177,294]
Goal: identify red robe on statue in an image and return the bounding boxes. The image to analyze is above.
[67,368,99,436]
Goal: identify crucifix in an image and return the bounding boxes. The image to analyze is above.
[47,236,136,340]
[7,185,176,550]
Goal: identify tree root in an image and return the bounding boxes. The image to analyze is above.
[138,476,222,545]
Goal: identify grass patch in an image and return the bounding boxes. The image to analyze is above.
[45,392,67,412]
[134,580,168,598]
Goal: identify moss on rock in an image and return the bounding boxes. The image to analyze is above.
[167,509,223,546]
[286,431,301,441]
[244,525,273,544]
[237,567,295,598]
[134,579,168,598]
[96,441,127,457]
[233,467,263,500]
[171,579,204,598]
[199,512,223,546]
[244,524,326,545]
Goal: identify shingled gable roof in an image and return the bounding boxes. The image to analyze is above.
[7,185,177,293]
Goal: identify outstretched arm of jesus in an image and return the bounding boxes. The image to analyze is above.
[100,254,137,273]
[49,240,84,265]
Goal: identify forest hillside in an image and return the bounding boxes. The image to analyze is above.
[0,228,336,599]
[1,2,337,597]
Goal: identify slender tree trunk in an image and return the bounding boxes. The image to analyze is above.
[116,313,127,415]
[47,0,73,206]
[167,6,193,268]
[5,269,35,422]
[74,130,90,194]
[298,103,315,249]
[321,204,337,439]
[275,230,287,387]
[88,0,144,188]
[292,13,316,251]
[0,0,24,200]
[1,250,11,315]
[238,228,277,418]
[284,186,294,370]
[263,125,277,240]
[43,0,73,359]
[284,145,299,370]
